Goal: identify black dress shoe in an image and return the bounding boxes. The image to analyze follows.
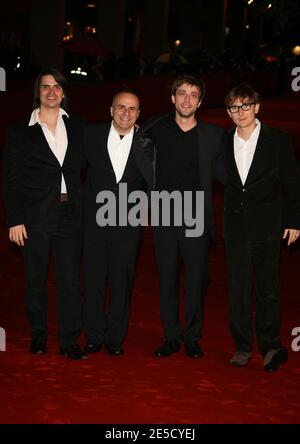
[105,344,124,355]
[59,344,87,360]
[154,340,181,357]
[29,338,47,354]
[184,341,204,358]
[84,343,102,354]
[264,346,288,372]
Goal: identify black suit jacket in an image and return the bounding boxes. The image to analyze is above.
[2,115,84,230]
[223,124,300,241]
[140,113,226,237]
[195,118,226,236]
[83,122,153,236]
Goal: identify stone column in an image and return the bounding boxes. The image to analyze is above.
[30,0,65,70]
[143,0,170,58]
[175,0,225,54]
[225,0,247,58]
[97,0,126,56]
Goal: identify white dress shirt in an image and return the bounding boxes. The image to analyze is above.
[234,119,261,185]
[29,108,69,193]
[107,122,134,183]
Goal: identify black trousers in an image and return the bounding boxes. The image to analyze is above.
[153,227,210,343]
[225,238,282,355]
[22,203,82,347]
[83,228,141,346]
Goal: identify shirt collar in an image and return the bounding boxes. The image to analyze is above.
[234,118,261,142]
[28,107,69,126]
[110,121,134,139]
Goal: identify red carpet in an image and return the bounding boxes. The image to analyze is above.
[1,90,300,424]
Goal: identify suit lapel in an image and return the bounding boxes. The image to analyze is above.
[118,131,137,183]
[29,114,73,168]
[29,123,60,166]
[103,123,119,183]
[196,121,212,189]
[227,129,244,187]
[62,115,74,166]
[244,124,268,186]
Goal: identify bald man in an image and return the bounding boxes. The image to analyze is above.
[83,89,153,356]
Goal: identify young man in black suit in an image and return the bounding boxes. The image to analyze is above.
[140,75,226,358]
[223,83,300,371]
[83,90,153,356]
[3,69,86,359]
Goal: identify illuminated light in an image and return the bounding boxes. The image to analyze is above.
[174,39,181,47]
[66,21,71,26]
[267,3,272,8]
[292,46,300,56]
[265,55,278,62]
[245,25,250,29]
[16,63,20,69]
[63,34,73,42]
[85,26,96,34]
[248,0,254,4]
[86,3,96,8]
[70,68,88,76]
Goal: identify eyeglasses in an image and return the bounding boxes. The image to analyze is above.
[227,103,255,113]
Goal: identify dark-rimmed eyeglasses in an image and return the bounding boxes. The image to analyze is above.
[227,103,255,113]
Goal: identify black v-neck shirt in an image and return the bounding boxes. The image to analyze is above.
[150,116,200,192]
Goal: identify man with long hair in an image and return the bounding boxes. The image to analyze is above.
[3,68,86,359]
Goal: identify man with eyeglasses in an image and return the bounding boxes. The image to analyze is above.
[82,89,153,356]
[223,83,300,371]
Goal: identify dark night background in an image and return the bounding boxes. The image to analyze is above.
[1,0,300,89]
[1,1,300,425]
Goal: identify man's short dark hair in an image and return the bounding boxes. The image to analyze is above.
[33,68,68,110]
[111,88,140,107]
[225,83,261,108]
[171,74,205,100]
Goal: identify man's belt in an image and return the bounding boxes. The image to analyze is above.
[60,193,68,202]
